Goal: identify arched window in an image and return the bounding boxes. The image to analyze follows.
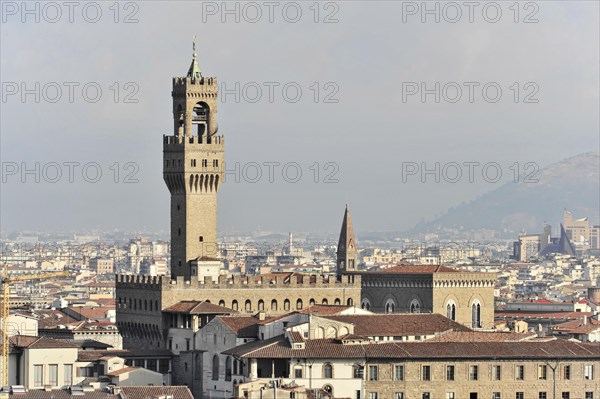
[322,298,328,305]
[245,300,252,312]
[410,299,421,313]
[334,298,341,305]
[212,355,219,380]
[361,298,370,310]
[149,300,153,312]
[284,299,290,311]
[219,300,225,307]
[271,299,278,311]
[232,300,238,311]
[258,300,264,311]
[471,301,481,328]
[133,299,137,310]
[446,301,456,321]
[155,300,159,311]
[296,299,303,310]
[225,356,232,381]
[138,299,142,310]
[347,298,353,306]
[144,300,148,311]
[309,298,316,306]
[385,299,395,313]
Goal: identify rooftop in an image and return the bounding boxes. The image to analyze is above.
[225,336,600,360]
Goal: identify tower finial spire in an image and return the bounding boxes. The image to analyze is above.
[187,35,202,81]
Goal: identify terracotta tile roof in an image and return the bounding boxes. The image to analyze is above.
[67,306,114,320]
[219,316,266,338]
[105,366,138,376]
[425,331,538,342]
[94,298,116,306]
[298,305,352,316]
[120,386,194,399]
[551,317,600,334]
[289,331,304,343]
[225,336,600,360]
[321,313,471,336]
[10,335,79,349]
[163,300,237,314]
[28,309,79,328]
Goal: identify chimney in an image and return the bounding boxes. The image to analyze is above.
[583,315,587,325]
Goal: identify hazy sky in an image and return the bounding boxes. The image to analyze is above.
[1,1,598,235]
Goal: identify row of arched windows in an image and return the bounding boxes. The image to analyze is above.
[215,298,353,312]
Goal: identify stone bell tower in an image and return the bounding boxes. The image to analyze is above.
[336,204,358,275]
[163,41,224,279]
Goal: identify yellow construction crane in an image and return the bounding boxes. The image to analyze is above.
[1,264,70,386]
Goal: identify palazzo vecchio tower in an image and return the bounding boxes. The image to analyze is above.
[163,42,224,280]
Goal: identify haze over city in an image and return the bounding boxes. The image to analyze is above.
[1,1,598,235]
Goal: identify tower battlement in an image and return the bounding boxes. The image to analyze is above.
[173,76,218,89]
[116,274,163,289]
[162,273,361,291]
[163,134,224,148]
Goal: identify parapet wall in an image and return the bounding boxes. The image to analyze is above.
[116,274,164,290]
[173,76,218,91]
[116,273,360,291]
[163,273,361,291]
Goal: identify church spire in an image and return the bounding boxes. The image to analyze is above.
[336,204,358,274]
[187,35,202,82]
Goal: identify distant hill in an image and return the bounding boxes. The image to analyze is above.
[412,152,599,235]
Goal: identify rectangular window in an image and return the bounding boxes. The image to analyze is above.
[469,365,478,381]
[422,365,431,381]
[395,393,404,399]
[64,364,73,386]
[538,365,547,380]
[539,393,547,399]
[394,365,404,381]
[563,365,570,380]
[516,365,524,380]
[186,339,191,351]
[369,393,377,399]
[516,393,524,399]
[585,364,594,379]
[446,393,455,399]
[368,366,378,381]
[76,367,94,377]
[585,393,593,399]
[493,365,501,380]
[422,393,430,399]
[492,393,500,399]
[294,368,303,378]
[48,364,58,386]
[446,365,455,381]
[561,393,569,399]
[34,365,43,387]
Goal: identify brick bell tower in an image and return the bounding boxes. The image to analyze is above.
[163,40,224,280]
